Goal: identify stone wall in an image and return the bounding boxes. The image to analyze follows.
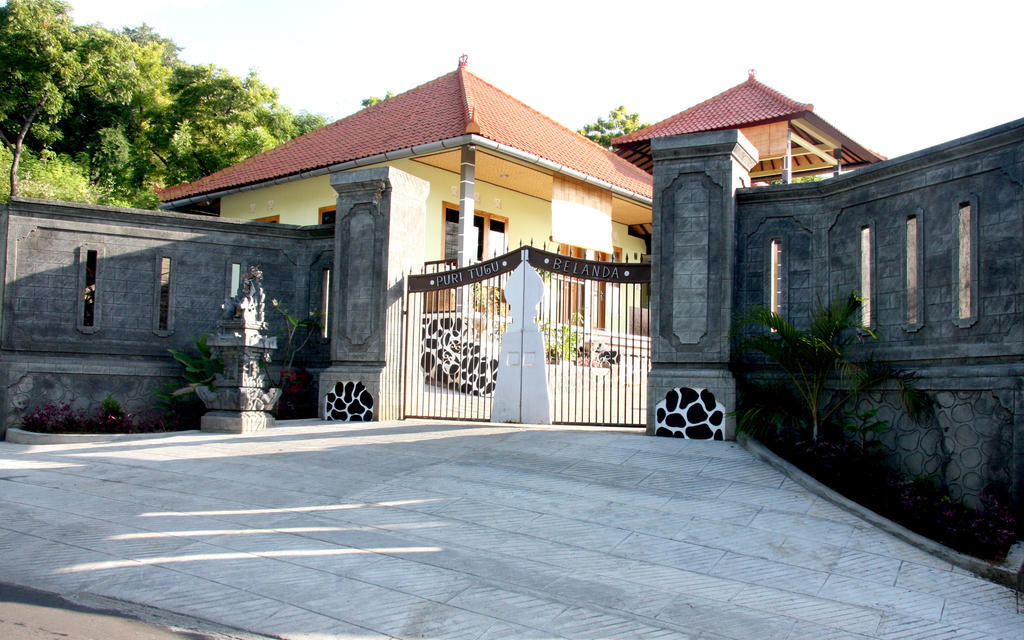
[731,118,1024,512]
[0,198,333,435]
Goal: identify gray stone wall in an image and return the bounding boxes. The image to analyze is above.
[732,118,1024,513]
[0,198,333,435]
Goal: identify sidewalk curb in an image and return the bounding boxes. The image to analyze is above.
[4,427,200,445]
[736,432,1024,589]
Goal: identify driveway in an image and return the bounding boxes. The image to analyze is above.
[0,421,1020,639]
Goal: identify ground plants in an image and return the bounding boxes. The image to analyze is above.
[732,292,1016,560]
[542,312,584,364]
[270,300,322,419]
[156,333,223,427]
[19,395,177,434]
[733,292,929,441]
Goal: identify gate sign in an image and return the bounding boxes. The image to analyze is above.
[408,246,650,293]
[408,250,522,292]
[526,247,650,283]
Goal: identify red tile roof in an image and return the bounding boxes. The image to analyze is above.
[613,72,812,145]
[159,62,653,204]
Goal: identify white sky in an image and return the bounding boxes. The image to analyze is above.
[60,0,1024,159]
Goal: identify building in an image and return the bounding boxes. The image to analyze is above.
[613,71,885,182]
[158,57,653,267]
[1,63,1020,520]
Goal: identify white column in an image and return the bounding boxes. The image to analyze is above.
[458,145,478,267]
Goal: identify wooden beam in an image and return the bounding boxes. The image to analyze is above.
[760,145,834,161]
[791,118,841,150]
[750,160,833,179]
[791,131,837,165]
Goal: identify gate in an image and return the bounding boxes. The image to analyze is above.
[403,246,650,426]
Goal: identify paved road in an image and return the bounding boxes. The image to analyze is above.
[0,420,1021,639]
[0,581,264,639]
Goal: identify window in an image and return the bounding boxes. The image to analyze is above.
[83,249,97,328]
[906,216,921,327]
[769,238,783,316]
[229,262,242,298]
[156,256,172,333]
[556,244,587,325]
[77,246,101,334]
[254,215,280,223]
[551,244,621,329]
[956,201,974,323]
[442,204,507,262]
[320,268,330,338]
[860,226,872,327]
[319,206,336,225]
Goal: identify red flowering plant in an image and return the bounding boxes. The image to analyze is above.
[19,396,174,434]
[270,300,322,419]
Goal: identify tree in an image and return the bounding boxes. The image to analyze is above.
[732,292,930,441]
[578,105,649,149]
[361,90,394,109]
[0,0,141,199]
[1,7,327,206]
[0,0,81,197]
[152,65,300,185]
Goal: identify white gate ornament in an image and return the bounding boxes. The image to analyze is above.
[491,257,551,424]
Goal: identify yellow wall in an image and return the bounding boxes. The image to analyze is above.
[220,174,335,225]
[218,159,646,261]
[612,221,647,261]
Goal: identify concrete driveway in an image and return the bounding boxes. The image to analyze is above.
[0,421,1021,639]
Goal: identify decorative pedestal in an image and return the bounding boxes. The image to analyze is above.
[198,266,281,433]
[199,410,276,434]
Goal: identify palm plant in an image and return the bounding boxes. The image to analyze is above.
[733,292,930,441]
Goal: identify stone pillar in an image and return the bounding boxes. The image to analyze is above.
[647,130,758,440]
[320,166,428,421]
[198,266,280,433]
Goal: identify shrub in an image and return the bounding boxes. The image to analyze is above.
[18,397,185,435]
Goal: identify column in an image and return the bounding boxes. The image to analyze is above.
[320,166,429,421]
[647,130,758,439]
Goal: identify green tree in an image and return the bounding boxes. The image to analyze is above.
[0,0,80,197]
[151,64,299,184]
[292,111,327,137]
[361,90,394,109]
[0,0,144,200]
[578,105,649,149]
[1,6,326,206]
[732,292,930,441]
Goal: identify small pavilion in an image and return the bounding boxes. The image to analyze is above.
[612,71,886,183]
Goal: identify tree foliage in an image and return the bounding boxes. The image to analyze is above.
[0,1,327,207]
[358,90,393,108]
[578,105,649,149]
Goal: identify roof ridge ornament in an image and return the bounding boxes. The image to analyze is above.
[465,105,481,134]
[459,54,469,68]
[748,68,757,81]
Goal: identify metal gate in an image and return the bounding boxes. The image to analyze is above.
[403,246,650,426]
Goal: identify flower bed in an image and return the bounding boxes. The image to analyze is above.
[19,396,194,435]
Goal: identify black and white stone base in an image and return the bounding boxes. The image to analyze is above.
[324,381,374,422]
[654,387,726,440]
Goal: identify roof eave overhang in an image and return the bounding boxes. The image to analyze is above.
[160,134,652,211]
[799,111,886,163]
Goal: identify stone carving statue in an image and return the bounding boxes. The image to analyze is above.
[197,265,280,433]
[221,265,267,326]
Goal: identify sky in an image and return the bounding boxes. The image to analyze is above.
[60,0,1024,160]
